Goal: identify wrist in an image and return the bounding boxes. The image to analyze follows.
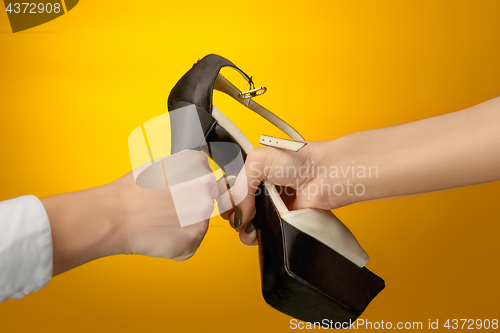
[99,180,132,256]
[321,132,380,207]
[43,184,123,275]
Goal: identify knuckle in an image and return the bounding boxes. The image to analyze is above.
[189,226,207,246]
[200,200,214,216]
[197,174,215,189]
[246,148,265,164]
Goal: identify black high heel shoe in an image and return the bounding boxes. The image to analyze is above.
[167,54,385,326]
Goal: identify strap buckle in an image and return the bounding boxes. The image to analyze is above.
[239,86,267,99]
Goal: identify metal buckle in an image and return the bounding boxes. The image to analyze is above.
[239,86,267,99]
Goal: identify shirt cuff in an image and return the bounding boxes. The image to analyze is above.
[0,195,53,303]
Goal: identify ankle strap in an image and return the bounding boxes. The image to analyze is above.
[259,135,307,151]
[168,54,304,143]
[214,74,304,141]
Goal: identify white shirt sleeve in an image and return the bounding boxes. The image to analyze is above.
[0,195,53,303]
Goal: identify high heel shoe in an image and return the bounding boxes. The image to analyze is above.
[167,54,385,326]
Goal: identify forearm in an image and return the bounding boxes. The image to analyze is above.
[334,97,500,204]
[41,185,124,276]
[40,168,210,276]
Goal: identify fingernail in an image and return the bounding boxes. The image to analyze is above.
[227,177,236,188]
[245,223,255,234]
[234,208,242,228]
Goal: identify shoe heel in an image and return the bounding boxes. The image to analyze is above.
[253,183,385,325]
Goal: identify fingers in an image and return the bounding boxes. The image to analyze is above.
[217,175,236,220]
[225,147,275,226]
[172,253,195,261]
[217,165,257,222]
[216,147,285,246]
[239,223,258,246]
[172,220,208,260]
[216,175,236,198]
[240,147,277,198]
[229,206,256,230]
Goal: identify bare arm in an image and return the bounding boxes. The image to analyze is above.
[42,172,210,276]
[42,149,219,276]
[231,97,500,244]
[338,96,500,204]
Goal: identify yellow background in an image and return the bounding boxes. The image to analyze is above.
[1,1,500,331]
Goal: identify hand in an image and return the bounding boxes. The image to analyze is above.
[43,150,216,275]
[220,138,363,245]
[225,96,500,246]
[108,172,210,261]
